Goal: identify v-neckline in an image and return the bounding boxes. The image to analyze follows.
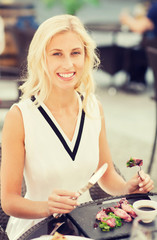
[41,93,81,145]
[32,93,85,161]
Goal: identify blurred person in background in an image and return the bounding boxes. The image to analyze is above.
[120,1,157,91]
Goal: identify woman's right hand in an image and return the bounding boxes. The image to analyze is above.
[47,189,80,216]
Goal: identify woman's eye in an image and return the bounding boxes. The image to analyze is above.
[72,51,81,56]
[52,52,62,56]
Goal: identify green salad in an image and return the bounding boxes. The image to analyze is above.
[99,212,122,231]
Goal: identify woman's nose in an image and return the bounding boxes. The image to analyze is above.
[62,55,73,69]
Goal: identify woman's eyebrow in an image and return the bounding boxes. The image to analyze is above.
[49,48,62,52]
[72,47,83,50]
[49,47,83,53]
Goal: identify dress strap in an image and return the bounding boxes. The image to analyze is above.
[31,96,85,161]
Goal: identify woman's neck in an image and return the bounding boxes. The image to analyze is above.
[44,90,78,113]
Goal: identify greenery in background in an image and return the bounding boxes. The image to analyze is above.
[42,0,100,15]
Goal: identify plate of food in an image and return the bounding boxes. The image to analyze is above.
[67,193,157,240]
[31,232,93,240]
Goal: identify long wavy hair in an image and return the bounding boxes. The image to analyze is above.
[20,14,100,110]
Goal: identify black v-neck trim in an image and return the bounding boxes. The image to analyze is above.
[31,96,85,161]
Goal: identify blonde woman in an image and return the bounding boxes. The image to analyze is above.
[1,15,154,240]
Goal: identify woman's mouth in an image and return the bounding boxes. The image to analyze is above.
[57,72,75,80]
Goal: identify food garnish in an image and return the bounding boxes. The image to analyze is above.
[51,232,67,239]
[126,157,143,168]
[126,157,143,179]
[95,198,137,232]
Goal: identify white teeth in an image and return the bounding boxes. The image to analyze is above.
[59,73,74,78]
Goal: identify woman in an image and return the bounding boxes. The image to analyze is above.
[1,15,154,240]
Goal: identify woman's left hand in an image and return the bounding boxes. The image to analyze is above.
[126,170,154,194]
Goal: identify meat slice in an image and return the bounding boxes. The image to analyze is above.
[96,209,107,221]
[119,198,137,218]
[96,210,116,228]
[105,218,116,228]
[110,207,132,222]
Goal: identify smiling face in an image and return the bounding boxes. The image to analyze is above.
[46,31,85,91]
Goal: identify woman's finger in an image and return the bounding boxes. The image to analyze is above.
[53,189,79,198]
[47,189,80,215]
[51,194,79,206]
[48,205,76,215]
[138,174,154,192]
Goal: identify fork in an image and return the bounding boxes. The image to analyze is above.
[49,221,65,235]
[138,166,143,180]
[41,221,65,238]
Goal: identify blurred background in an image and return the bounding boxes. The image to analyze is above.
[0,0,157,191]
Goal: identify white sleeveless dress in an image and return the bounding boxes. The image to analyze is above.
[6,93,101,240]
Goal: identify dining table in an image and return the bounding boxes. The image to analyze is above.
[17,192,157,240]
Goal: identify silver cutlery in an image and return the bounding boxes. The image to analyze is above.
[53,163,108,218]
[49,221,65,235]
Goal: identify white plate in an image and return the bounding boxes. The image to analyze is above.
[31,235,93,240]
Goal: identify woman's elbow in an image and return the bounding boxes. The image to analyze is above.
[1,194,20,217]
[1,200,11,216]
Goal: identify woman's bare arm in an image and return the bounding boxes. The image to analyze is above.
[96,102,127,196]
[1,106,50,218]
[1,106,78,218]
[97,102,154,195]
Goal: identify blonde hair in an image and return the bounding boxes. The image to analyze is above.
[20,14,100,110]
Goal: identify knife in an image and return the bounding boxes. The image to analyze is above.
[53,163,108,218]
[77,162,108,196]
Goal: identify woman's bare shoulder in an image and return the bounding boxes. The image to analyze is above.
[2,104,24,141]
[5,104,23,123]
